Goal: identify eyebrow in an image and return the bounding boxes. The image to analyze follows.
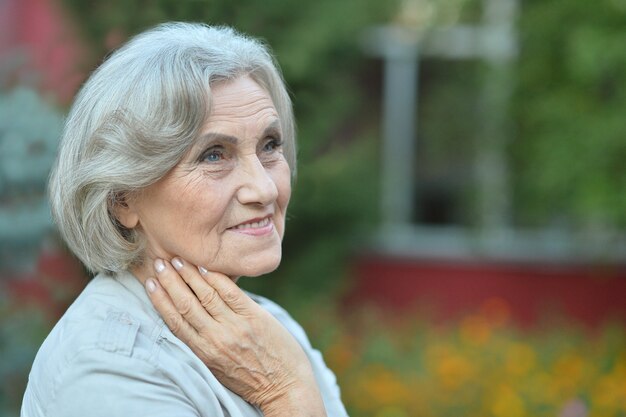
[197,119,282,146]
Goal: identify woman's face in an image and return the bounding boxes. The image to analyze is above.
[123,75,292,279]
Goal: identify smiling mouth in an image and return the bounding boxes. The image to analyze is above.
[228,216,275,236]
[231,217,271,230]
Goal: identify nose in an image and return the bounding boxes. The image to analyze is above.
[236,157,279,206]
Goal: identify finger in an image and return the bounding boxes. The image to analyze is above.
[144,276,199,343]
[154,258,213,332]
[171,257,230,320]
[197,265,257,315]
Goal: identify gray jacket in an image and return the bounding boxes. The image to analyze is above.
[21,271,348,416]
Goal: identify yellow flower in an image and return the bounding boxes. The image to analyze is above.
[490,383,526,417]
[552,353,588,399]
[352,364,412,411]
[426,344,475,391]
[590,371,626,413]
[505,343,537,377]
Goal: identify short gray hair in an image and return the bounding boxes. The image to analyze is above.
[48,22,296,274]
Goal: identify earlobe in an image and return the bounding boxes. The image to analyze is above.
[111,193,140,229]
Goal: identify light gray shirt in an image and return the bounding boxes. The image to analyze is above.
[21,271,348,417]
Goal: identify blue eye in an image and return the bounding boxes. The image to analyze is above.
[206,152,221,162]
[263,138,283,152]
[201,148,224,163]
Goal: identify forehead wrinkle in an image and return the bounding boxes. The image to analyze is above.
[208,97,278,128]
[213,91,272,111]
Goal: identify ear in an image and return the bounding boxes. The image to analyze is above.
[110,192,140,229]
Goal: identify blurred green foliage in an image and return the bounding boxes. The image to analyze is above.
[512,0,626,230]
[59,0,626,302]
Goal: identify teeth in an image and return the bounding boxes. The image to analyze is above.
[233,217,270,229]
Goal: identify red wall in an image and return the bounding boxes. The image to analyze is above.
[349,254,626,327]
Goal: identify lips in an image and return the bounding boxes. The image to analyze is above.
[230,216,272,230]
[226,215,275,237]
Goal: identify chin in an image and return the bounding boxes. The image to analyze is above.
[238,261,281,278]
[229,252,282,278]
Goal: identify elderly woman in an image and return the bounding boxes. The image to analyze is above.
[21,23,347,417]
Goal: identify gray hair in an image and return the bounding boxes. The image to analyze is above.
[48,22,296,274]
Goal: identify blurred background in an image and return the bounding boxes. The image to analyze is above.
[1,0,625,415]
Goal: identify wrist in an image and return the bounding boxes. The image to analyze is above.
[260,382,327,417]
[259,362,326,417]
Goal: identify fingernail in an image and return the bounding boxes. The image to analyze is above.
[146,278,157,293]
[154,259,165,273]
[172,258,183,270]
[198,266,208,275]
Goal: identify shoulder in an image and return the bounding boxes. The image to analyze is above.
[23,273,253,417]
[23,347,200,417]
[30,274,164,366]
[22,275,181,417]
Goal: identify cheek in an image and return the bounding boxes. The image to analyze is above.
[274,165,292,211]
[273,165,292,239]
[154,175,229,237]
[186,187,231,232]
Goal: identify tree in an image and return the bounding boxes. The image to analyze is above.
[512,0,626,231]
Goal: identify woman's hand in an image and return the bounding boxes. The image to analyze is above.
[145,257,327,417]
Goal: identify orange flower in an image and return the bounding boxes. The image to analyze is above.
[460,314,492,346]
